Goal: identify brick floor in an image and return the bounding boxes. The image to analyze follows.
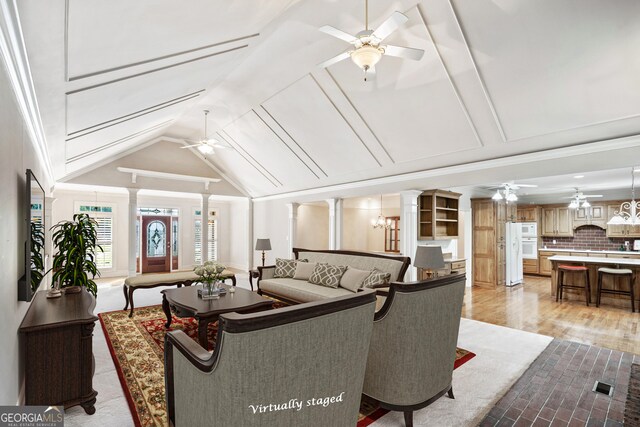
[478,339,639,427]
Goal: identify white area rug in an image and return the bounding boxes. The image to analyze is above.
[64,277,552,427]
[370,319,553,427]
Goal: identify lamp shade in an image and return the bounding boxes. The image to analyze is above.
[413,245,445,270]
[255,238,272,251]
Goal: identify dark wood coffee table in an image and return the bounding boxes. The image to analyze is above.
[162,285,273,348]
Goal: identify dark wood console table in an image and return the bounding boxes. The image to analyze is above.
[19,289,98,414]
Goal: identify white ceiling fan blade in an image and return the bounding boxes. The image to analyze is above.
[210,142,232,149]
[180,143,202,149]
[372,11,408,41]
[319,25,358,44]
[318,51,351,68]
[383,45,424,61]
[583,195,603,198]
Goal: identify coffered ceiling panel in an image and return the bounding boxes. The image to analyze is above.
[451,0,640,142]
[261,75,381,177]
[221,111,319,187]
[66,0,296,79]
[205,146,278,196]
[326,6,482,164]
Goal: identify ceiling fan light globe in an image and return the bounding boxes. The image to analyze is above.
[581,200,590,208]
[506,193,518,202]
[198,144,215,155]
[492,191,503,201]
[568,200,579,209]
[351,45,383,70]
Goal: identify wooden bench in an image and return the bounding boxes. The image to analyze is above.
[123,270,237,317]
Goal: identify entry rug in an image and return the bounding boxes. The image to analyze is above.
[100,305,475,427]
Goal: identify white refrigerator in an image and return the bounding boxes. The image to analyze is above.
[505,222,523,286]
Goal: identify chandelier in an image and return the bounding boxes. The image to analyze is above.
[608,167,640,225]
[491,187,518,203]
[372,195,390,229]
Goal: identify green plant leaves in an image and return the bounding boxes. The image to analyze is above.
[50,213,101,297]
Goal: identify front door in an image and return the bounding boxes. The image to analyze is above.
[142,216,171,273]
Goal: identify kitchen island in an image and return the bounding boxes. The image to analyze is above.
[548,255,640,308]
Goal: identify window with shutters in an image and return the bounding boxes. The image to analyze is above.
[194,209,217,263]
[76,203,114,270]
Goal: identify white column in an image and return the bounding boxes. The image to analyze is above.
[127,188,139,277]
[286,203,300,257]
[326,198,343,250]
[202,194,210,262]
[400,190,423,281]
[247,198,254,270]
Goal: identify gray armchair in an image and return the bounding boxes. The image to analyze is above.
[164,290,377,427]
[363,274,466,427]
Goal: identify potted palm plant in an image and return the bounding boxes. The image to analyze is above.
[50,213,102,297]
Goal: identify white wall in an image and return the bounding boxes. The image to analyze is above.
[0,56,52,404]
[296,204,329,250]
[253,199,290,267]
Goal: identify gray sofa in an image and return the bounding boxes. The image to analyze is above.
[257,248,411,304]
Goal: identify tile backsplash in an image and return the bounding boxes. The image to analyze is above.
[541,225,637,251]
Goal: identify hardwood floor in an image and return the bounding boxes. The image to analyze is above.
[462,275,640,355]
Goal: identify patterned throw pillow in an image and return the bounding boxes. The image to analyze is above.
[362,268,392,289]
[274,258,308,278]
[309,264,348,288]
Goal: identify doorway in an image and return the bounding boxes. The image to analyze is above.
[141,216,172,273]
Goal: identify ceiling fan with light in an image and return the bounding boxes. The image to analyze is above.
[490,183,537,203]
[318,0,425,81]
[564,188,603,209]
[181,110,231,155]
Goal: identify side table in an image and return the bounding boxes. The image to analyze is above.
[248,269,259,291]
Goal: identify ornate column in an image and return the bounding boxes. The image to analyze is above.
[286,203,300,257]
[202,194,210,262]
[127,188,139,277]
[326,198,343,250]
[400,190,423,281]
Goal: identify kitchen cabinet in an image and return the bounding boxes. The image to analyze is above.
[418,190,461,240]
[541,207,573,237]
[573,204,606,228]
[539,251,562,276]
[523,258,538,274]
[516,206,539,222]
[606,204,640,237]
[471,198,508,288]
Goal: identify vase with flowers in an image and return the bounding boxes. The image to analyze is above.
[194,261,227,298]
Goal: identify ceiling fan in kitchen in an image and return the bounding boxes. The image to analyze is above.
[490,183,538,203]
[180,110,231,155]
[317,0,425,81]
[564,188,603,209]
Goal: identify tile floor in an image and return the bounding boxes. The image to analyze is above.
[479,339,639,427]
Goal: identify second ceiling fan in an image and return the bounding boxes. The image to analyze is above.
[318,0,425,81]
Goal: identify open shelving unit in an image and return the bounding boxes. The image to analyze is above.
[418,190,461,240]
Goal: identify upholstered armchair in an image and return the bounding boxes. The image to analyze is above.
[362,274,466,427]
[164,290,377,427]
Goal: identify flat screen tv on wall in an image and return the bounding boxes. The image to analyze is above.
[18,169,45,302]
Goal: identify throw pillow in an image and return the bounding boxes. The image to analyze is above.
[293,262,317,281]
[362,268,392,289]
[309,264,348,288]
[274,258,308,278]
[339,267,373,293]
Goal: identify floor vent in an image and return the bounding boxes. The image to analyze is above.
[592,380,613,396]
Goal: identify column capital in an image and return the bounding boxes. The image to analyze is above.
[286,202,300,219]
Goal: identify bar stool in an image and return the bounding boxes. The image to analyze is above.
[556,265,590,306]
[596,267,635,313]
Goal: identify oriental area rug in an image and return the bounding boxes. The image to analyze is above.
[99,305,475,427]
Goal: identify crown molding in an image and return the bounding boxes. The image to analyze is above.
[0,0,54,183]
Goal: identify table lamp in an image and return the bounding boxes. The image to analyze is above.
[255,238,272,267]
[414,245,445,279]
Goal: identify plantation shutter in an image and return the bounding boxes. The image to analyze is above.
[94,216,113,269]
[207,217,217,261]
[194,219,202,264]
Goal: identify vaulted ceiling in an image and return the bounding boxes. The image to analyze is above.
[14,0,640,197]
